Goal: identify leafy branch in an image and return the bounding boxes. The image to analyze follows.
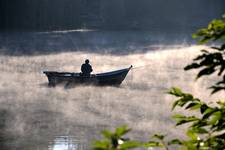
[92,14,225,150]
[185,14,225,94]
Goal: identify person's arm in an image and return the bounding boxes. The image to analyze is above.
[81,64,85,73]
[90,66,93,72]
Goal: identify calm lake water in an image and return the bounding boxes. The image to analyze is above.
[48,136,86,150]
[0,30,221,150]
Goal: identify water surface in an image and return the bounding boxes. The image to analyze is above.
[0,31,222,150]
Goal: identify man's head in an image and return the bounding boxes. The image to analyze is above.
[85,59,89,64]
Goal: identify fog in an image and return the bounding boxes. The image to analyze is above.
[0,42,223,149]
[0,0,224,149]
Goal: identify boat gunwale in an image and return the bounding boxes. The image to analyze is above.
[43,66,132,78]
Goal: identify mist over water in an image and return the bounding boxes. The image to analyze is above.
[0,31,223,150]
[0,0,223,148]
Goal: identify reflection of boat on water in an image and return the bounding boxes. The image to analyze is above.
[43,66,132,87]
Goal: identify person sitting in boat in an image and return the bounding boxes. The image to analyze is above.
[81,59,93,76]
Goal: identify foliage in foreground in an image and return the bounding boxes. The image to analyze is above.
[92,14,225,150]
[186,14,225,94]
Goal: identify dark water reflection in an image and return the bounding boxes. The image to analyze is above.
[0,30,195,56]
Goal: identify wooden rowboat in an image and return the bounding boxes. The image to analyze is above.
[43,66,132,87]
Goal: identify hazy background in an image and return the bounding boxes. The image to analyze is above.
[0,44,223,149]
[0,0,224,149]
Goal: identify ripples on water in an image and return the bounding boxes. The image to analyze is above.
[0,31,222,150]
[48,136,86,150]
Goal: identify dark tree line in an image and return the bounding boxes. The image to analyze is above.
[0,0,224,31]
[0,0,82,30]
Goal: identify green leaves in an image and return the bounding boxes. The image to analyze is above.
[168,86,225,149]
[166,86,225,149]
[185,102,201,110]
[92,14,225,150]
[143,141,163,147]
[93,92,225,150]
[168,87,184,97]
[209,111,221,125]
[93,127,169,150]
[168,139,182,145]
[192,16,225,44]
[93,140,111,150]
[186,14,225,94]
[172,114,199,126]
[186,129,198,140]
[92,126,142,150]
[115,125,131,137]
[168,87,201,111]
[119,141,142,150]
[151,134,165,140]
[185,48,225,93]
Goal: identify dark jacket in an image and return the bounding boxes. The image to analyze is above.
[81,63,93,76]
